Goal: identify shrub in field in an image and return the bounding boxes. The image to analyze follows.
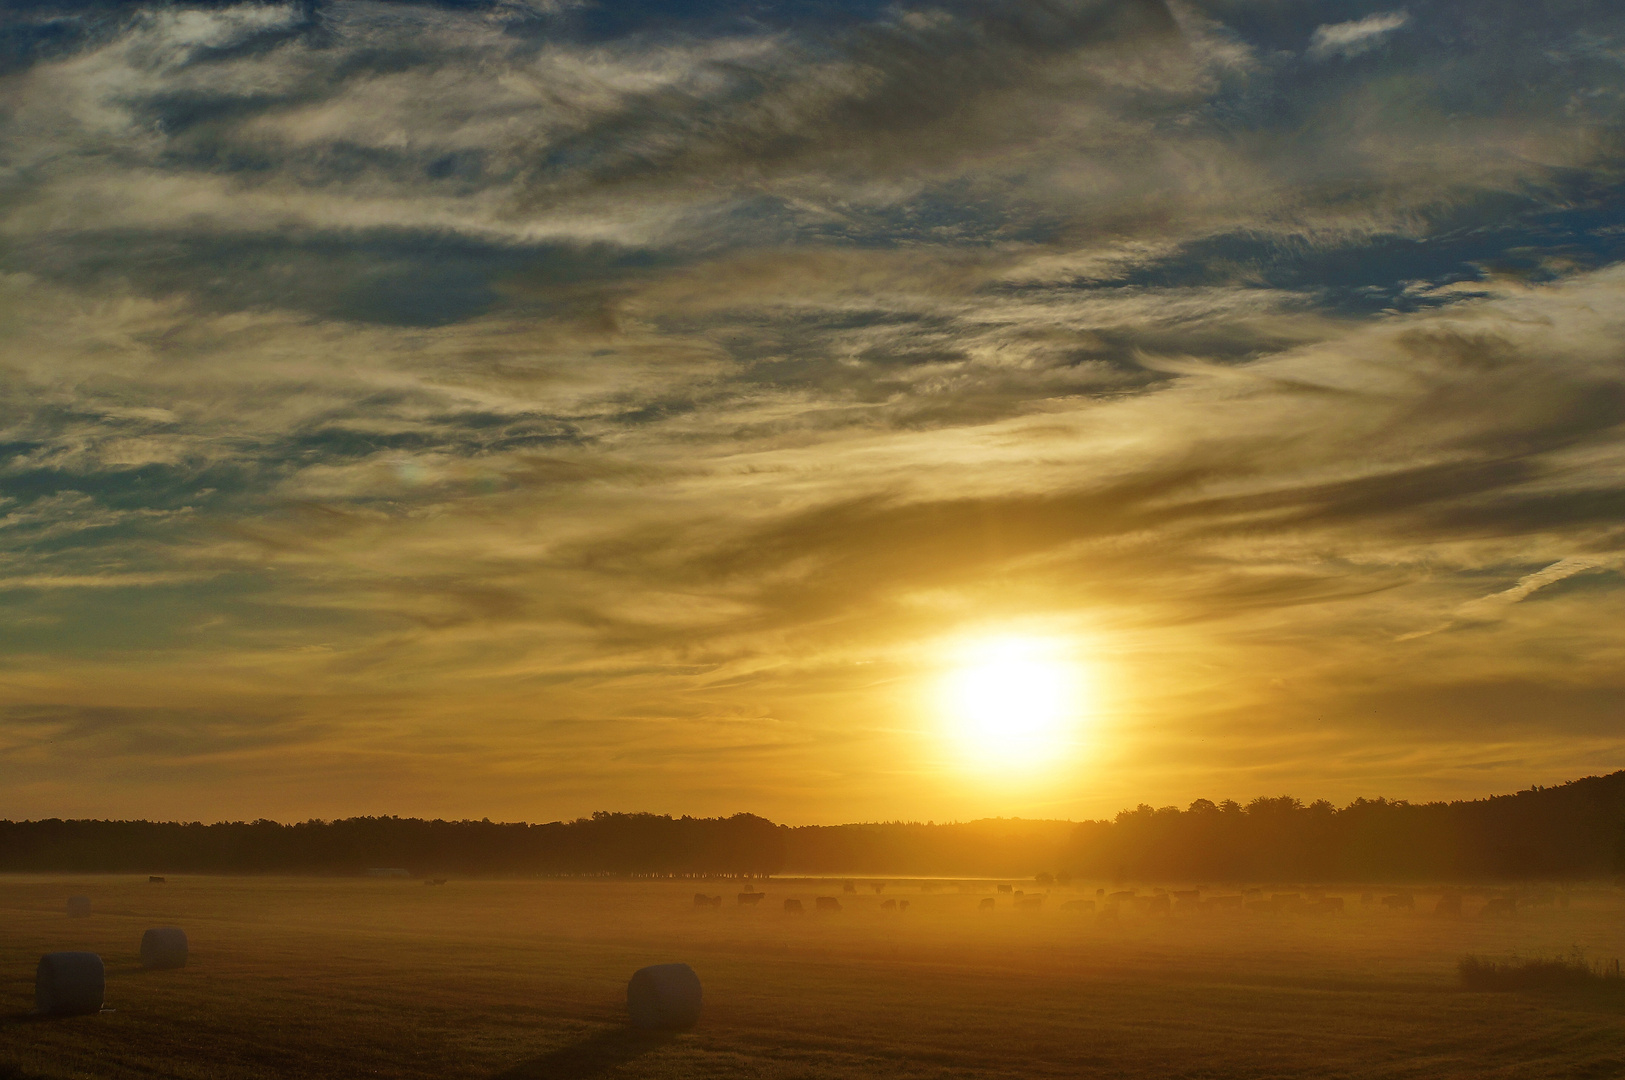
[1459,952,1624,991]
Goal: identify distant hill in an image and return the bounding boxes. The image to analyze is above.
[4,773,1623,881]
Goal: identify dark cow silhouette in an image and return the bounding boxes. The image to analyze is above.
[978,897,995,911]
[815,896,842,912]
[693,893,722,908]
[737,892,765,905]
[997,884,1013,894]
[881,898,897,910]
[871,883,885,894]
[898,900,909,912]
[842,881,857,894]
[1381,893,1414,910]
[1481,897,1516,917]
[783,898,803,913]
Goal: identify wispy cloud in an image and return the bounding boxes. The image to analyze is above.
[1308,11,1409,60]
[3,0,1625,821]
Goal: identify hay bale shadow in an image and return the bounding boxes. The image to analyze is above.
[0,1012,55,1031]
[491,1027,676,1080]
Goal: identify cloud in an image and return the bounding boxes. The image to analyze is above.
[4,0,1625,819]
[1307,11,1409,60]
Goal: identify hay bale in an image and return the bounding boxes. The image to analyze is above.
[140,927,188,970]
[66,896,91,918]
[626,963,702,1029]
[36,952,104,1016]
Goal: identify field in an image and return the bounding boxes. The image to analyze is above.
[2,876,1622,1079]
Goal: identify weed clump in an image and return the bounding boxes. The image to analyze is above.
[1459,952,1624,992]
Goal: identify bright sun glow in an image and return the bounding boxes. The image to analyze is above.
[939,636,1085,772]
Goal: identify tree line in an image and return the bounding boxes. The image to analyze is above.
[1061,771,1625,882]
[3,772,1623,881]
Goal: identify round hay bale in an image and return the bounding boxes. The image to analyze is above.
[626,963,702,1030]
[140,927,188,970]
[36,952,104,1016]
[66,896,91,918]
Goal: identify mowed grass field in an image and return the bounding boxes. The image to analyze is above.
[2,876,1623,1080]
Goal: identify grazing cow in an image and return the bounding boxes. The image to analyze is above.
[872,883,885,894]
[1435,893,1462,917]
[899,901,910,912]
[148,876,165,884]
[783,898,803,913]
[1480,897,1516,917]
[693,894,722,908]
[1381,893,1414,910]
[815,896,842,912]
[737,892,766,905]
[842,881,857,894]
[978,897,995,912]
[1096,888,1106,899]
[997,884,1013,894]
[1108,891,1135,905]
[881,898,897,910]
[1061,899,1095,913]
[1017,897,1043,911]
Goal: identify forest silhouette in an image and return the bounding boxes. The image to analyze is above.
[5,772,1623,881]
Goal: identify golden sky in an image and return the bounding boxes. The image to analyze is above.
[2,0,1624,823]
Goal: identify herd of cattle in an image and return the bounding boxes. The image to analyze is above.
[691,883,1568,919]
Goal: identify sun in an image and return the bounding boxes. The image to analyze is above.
[938,635,1085,772]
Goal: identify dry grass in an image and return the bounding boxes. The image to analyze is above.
[2,876,1623,1079]
[1458,952,1625,992]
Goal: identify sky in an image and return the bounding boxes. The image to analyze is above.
[2,0,1624,825]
